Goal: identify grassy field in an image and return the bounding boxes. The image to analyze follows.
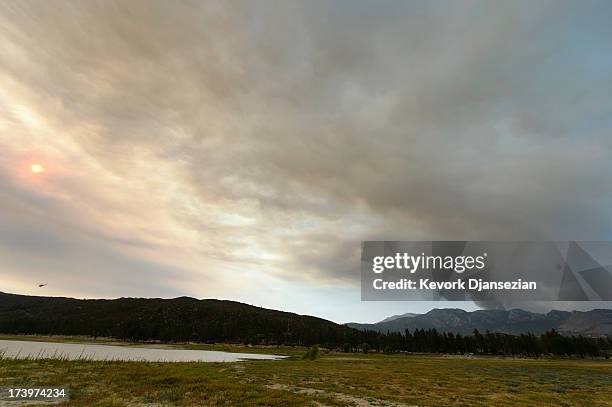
[0,336,611,406]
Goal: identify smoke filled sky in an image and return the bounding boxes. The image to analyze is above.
[1,1,611,323]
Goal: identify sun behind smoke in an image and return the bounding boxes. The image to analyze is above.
[30,163,44,174]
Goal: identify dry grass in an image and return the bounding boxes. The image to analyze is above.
[1,338,611,406]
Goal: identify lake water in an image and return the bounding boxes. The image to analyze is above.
[0,340,284,362]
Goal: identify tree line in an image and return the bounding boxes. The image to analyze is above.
[342,328,611,358]
[1,292,610,358]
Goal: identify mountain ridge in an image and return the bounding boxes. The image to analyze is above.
[2,292,610,341]
[377,312,419,323]
[346,308,612,336]
[0,291,351,345]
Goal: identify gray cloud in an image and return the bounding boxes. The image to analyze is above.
[0,1,611,312]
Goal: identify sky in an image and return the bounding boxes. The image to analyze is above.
[1,1,611,323]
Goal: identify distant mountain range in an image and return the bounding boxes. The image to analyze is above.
[2,292,610,343]
[377,312,418,323]
[346,312,418,326]
[347,308,612,337]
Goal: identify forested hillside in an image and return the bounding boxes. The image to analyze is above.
[0,292,351,346]
[1,292,610,357]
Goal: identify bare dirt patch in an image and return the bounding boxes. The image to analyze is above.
[267,383,417,407]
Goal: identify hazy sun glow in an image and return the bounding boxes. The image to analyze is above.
[30,163,44,174]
